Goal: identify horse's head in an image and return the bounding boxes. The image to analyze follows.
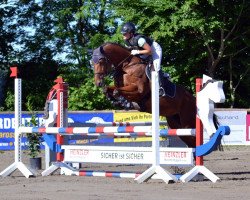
[92,43,132,87]
[92,46,112,87]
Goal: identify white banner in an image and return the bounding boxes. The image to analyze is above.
[63,146,194,166]
[204,109,248,145]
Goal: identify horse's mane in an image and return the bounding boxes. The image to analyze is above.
[102,42,130,52]
[92,42,131,64]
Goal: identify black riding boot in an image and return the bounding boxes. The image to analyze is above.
[158,70,166,96]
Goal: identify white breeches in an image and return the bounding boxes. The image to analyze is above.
[151,41,162,72]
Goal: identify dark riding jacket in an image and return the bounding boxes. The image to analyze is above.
[125,33,153,50]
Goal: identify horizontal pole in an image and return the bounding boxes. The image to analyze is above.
[70,170,182,180]
[93,121,167,126]
[18,126,196,136]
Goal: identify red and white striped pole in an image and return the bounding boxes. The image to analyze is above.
[195,78,203,166]
[54,77,68,162]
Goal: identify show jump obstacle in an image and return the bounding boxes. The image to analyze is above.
[0,67,230,184]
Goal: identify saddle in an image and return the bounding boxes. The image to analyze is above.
[145,65,176,98]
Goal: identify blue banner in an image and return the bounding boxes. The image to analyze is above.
[68,112,113,125]
[0,113,45,150]
[0,111,114,150]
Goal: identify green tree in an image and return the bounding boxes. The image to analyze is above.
[0,2,17,107]
[1,0,249,110]
[1,0,118,111]
[112,0,250,108]
[1,1,60,110]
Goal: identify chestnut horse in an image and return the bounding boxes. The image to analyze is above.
[92,42,196,147]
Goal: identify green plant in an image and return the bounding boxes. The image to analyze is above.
[26,113,42,158]
[4,91,15,111]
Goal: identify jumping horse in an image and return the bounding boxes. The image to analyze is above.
[92,42,198,147]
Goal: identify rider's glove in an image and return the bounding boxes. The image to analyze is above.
[131,50,140,55]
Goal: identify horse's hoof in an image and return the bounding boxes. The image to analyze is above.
[123,102,131,110]
[131,102,140,110]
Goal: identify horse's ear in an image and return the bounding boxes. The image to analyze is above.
[100,46,105,54]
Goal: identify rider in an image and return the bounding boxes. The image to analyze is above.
[121,22,166,96]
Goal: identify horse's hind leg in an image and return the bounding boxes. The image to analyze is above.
[178,104,196,129]
[167,115,182,128]
[177,104,196,147]
[166,114,196,148]
[103,86,137,108]
[113,84,138,94]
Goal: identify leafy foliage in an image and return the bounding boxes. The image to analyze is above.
[26,114,42,158]
[0,0,249,110]
[68,76,114,110]
[112,0,250,107]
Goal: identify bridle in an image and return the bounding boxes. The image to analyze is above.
[93,57,111,78]
[93,53,133,78]
[92,44,146,81]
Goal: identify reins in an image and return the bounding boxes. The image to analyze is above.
[93,43,147,77]
[116,54,133,69]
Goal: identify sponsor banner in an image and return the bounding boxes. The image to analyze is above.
[67,112,114,145]
[0,111,113,150]
[68,138,114,145]
[115,137,158,143]
[0,113,45,150]
[204,110,248,145]
[1,109,248,149]
[114,111,167,142]
[0,132,14,150]
[0,135,28,150]
[0,113,45,132]
[216,110,246,125]
[63,146,193,165]
[68,112,113,125]
[114,111,166,122]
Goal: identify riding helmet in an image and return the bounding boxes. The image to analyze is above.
[121,22,136,34]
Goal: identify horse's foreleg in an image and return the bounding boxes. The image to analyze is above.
[104,85,116,94]
[103,86,132,108]
[113,84,138,95]
[114,85,145,102]
[103,86,119,102]
[113,84,138,97]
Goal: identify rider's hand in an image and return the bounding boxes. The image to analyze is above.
[131,50,140,55]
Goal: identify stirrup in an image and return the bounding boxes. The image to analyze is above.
[159,87,166,97]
